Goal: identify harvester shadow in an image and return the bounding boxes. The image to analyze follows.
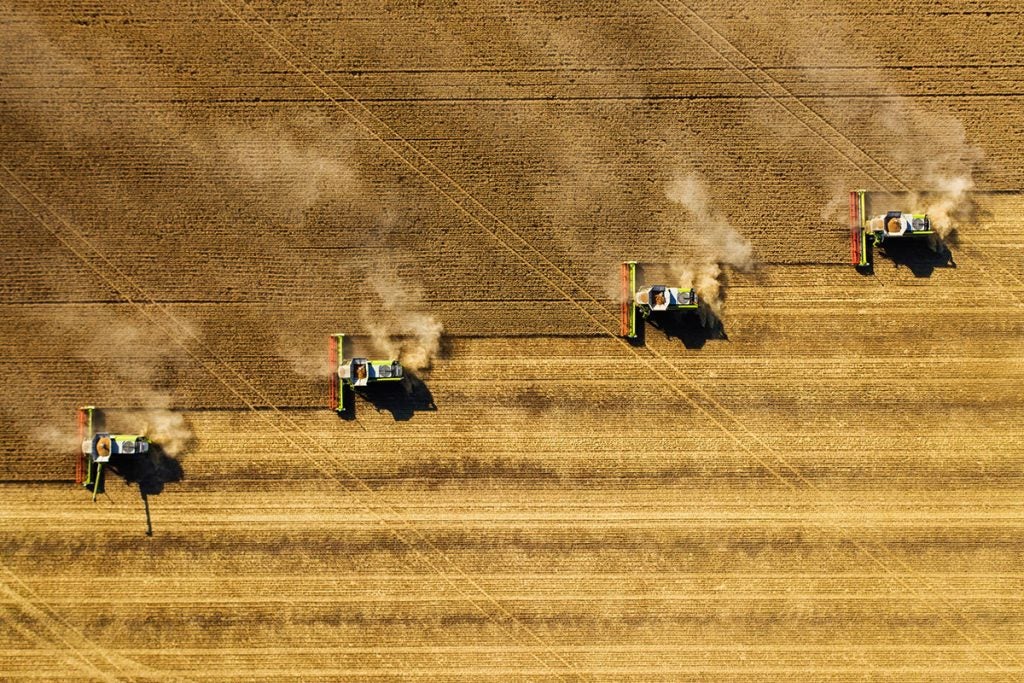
[438,336,457,362]
[340,374,437,422]
[108,443,185,497]
[107,443,186,537]
[647,306,727,350]
[626,307,647,347]
[879,237,956,277]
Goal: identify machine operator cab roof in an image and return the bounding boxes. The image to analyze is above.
[868,211,932,244]
[340,358,404,387]
[81,433,149,463]
[635,285,696,312]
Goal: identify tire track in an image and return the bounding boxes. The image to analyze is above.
[648,0,1024,672]
[0,164,582,681]
[0,566,144,683]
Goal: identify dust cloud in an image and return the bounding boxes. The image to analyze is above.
[365,275,444,373]
[1,7,357,225]
[665,172,754,313]
[21,308,196,457]
[137,408,193,458]
[788,13,982,238]
[909,175,977,240]
[200,122,360,222]
[879,103,982,239]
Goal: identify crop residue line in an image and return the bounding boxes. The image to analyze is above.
[210,0,1023,675]
[0,558,197,681]
[220,2,1014,678]
[221,0,1024,674]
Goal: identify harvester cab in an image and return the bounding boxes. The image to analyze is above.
[328,334,404,412]
[620,261,699,340]
[636,284,697,312]
[76,406,150,502]
[850,190,934,269]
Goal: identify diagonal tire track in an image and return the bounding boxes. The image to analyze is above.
[650,0,1024,672]
[2,1,1018,677]
[0,164,584,682]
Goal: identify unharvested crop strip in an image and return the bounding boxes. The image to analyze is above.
[652,0,1024,305]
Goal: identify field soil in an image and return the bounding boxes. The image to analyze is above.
[2,1,1023,680]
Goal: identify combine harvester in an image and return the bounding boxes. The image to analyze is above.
[620,261,699,341]
[328,333,404,413]
[850,189,935,269]
[76,406,150,502]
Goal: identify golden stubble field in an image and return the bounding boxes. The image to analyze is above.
[2,1,1023,680]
